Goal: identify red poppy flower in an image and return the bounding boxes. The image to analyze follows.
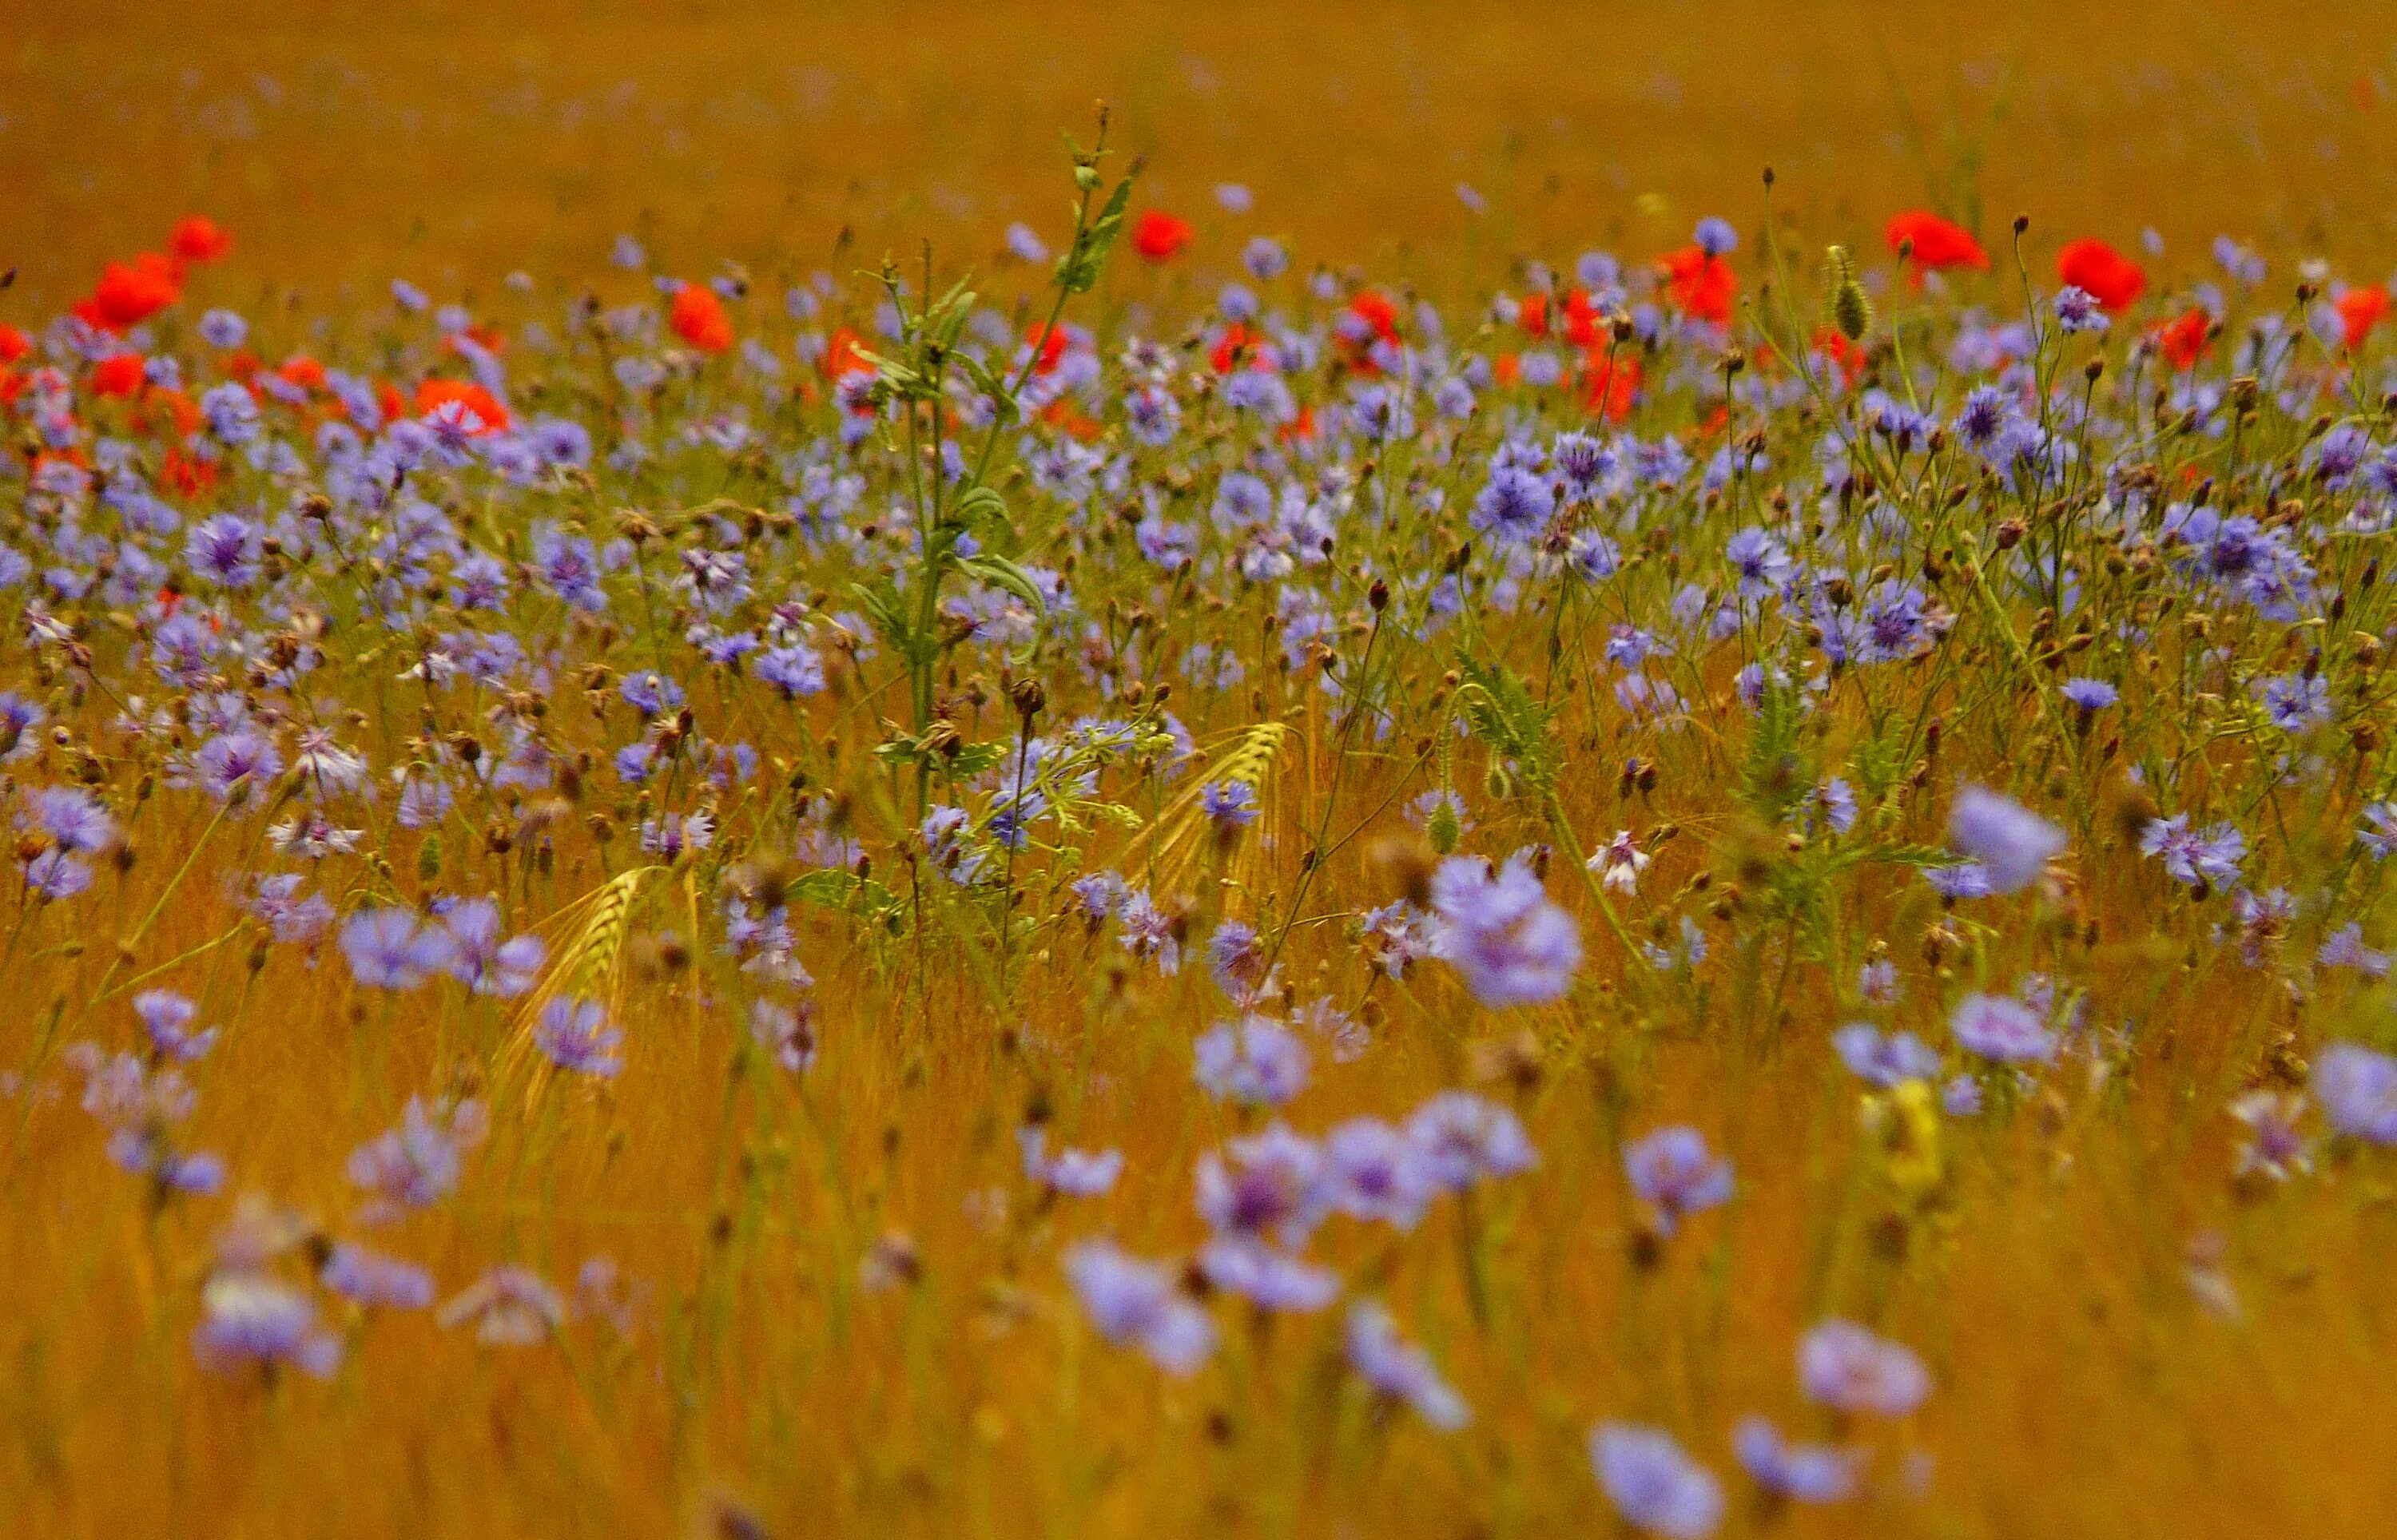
[1131,210,1193,262]
[821,326,873,380]
[90,354,147,399]
[670,284,734,354]
[376,381,407,425]
[1658,247,1736,327]
[414,378,510,433]
[1884,211,1988,272]
[2056,238,2145,312]
[0,325,29,363]
[1810,327,1867,386]
[1025,322,1068,375]
[1582,350,1641,421]
[2153,308,2212,371]
[279,355,327,391]
[1210,323,1269,374]
[78,253,181,331]
[170,216,234,264]
[2336,285,2392,351]
[161,446,219,498]
[141,385,201,437]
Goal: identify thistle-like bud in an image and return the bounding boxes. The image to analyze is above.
[1826,246,1873,343]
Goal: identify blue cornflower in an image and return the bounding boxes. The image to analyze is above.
[1624,1126,1733,1234]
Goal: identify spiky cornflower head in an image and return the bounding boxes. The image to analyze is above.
[1624,1126,1734,1236]
[1797,1319,1932,1416]
[1589,1422,1723,1538]
[2140,815,2247,888]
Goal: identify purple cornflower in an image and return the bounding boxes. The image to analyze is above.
[438,1265,568,1345]
[341,907,454,990]
[1019,1128,1123,1197]
[1063,1240,1215,1374]
[1946,785,2065,894]
[191,730,284,802]
[2140,814,2246,887]
[1206,919,1278,1005]
[2061,677,2118,712]
[1196,1237,1339,1312]
[535,997,623,1078]
[1723,526,1791,598]
[1949,991,2057,1064]
[1692,216,1739,257]
[2053,285,2109,334]
[1733,1416,1859,1502]
[1407,1092,1536,1189]
[1590,1423,1723,1538]
[1428,852,1582,1007]
[1196,1122,1327,1247]
[193,1275,342,1379]
[750,998,818,1073]
[756,643,826,698]
[2227,1091,2312,1181]
[1116,888,1183,975]
[1346,1302,1469,1429]
[1798,1319,1931,1416]
[25,785,114,852]
[2318,923,2391,978]
[322,1244,436,1310]
[246,873,334,943]
[1322,1117,1437,1228]
[1470,465,1556,546]
[1833,1023,1942,1087]
[439,899,545,996]
[1198,779,1259,828]
[185,512,263,587]
[2257,673,2332,732]
[2314,1042,2397,1144]
[198,383,262,444]
[133,990,217,1062]
[1624,1126,1733,1235]
[2359,803,2397,859]
[1193,1014,1309,1106]
[348,1097,487,1220]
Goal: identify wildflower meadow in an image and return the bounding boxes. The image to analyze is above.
[6,10,2397,1537]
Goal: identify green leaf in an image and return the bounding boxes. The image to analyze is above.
[1453,653,1559,793]
[958,554,1047,610]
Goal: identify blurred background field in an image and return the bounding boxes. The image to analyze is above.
[6,0,2397,309]
[10,6,2397,1539]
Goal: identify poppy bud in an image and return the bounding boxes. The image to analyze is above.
[1826,246,1873,343]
